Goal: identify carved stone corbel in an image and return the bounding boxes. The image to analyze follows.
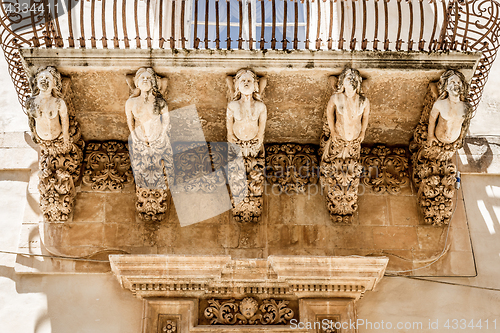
[319,68,370,223]
[410,70,472,226]
[125,68,172,222]
[26,66,84,221]
[226,69,267,223]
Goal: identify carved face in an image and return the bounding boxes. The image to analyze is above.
[239,298,258,319]
[343,71,358,98]
[237,72,257,96]
[37,70,55,93]
[136,70,155,92]
[446,74,463,97]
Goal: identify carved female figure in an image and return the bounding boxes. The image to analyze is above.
[227,69,267,157]
[427,70,470,146]
[125,67,169,145]
[326,68,370,146]
[26,66,70,148]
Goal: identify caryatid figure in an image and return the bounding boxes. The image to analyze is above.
[320,68,370,222]
[27,66,70,150]
[227,69,267,157]
[324,68,370,159]
[226,69,267,223]
[125,67,170,145]
[427,70,469,147]
[126,68,172,222]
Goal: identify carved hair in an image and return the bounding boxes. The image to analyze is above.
[132,67,167,116]
[438,69,469,102]
[337,68,362,94]
[233,69,263,102]
[32,66,63,98]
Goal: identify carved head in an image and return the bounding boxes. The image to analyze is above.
[233,69,262,101]
[132,68,166,115]
[134,67,159,93]
[239,298,258,319]
[337,68,362,97]
[32,66,62,97]
[438,69,468,101]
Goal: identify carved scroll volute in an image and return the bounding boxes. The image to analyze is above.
[410,70,472,226]
[319,68,370,223]
[226,69,267,223]
[125,68,172,222]
[26,66,84,222]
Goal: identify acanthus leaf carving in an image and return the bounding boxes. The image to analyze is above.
[360,145,410,194]
[265,143,318,193]
[82,141,134,191]
[204,298,294,325]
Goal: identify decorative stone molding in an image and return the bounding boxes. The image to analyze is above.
[360,145,409,194]
[204,297,294,325]
[125,68,172,221]
[82,141,134,191]
[226,69,267,223]
[320,68,370,223]
[265,144,319,193]
[142,298,197,333]
[410,70,472,226]
[26,66,84,222]
[109,255,388,300]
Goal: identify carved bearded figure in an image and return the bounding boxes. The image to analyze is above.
[227,69,267,157]
[427,70,469,146]
[26,66,70,150]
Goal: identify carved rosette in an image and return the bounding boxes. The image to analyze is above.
[162,320,177,333]
[360,145,409,194]
[31,72,84,222]
[320,126,363,223]
[129,137,173,222]
[82,141,134,191]
[410,71,472,226]
[266,144,318,193]
[204,298,294,325]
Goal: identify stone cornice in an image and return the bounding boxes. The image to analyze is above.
[20,49,481,74]
[109,255,388,300]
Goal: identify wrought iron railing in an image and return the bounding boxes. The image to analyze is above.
[0,0,499,112]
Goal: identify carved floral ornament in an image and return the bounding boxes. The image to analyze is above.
[204,297,294,325]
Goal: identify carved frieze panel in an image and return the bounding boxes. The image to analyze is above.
[82,141,134,191]
[266,144,319,193]
[203,297,294,325]
[319,68,370,224]
[27,66,84,222]
[360,145,410,194]
[410,70,472,226]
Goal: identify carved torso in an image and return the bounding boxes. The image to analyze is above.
[332,92,367,142]
[228,99,266,141]
[27,94,64,141]
[432,98,466,144]
[126,96,168,143]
